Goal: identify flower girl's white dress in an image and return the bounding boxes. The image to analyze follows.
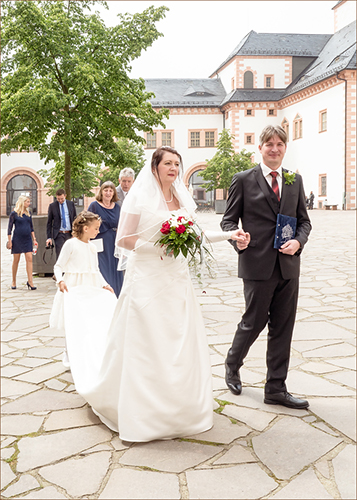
[49,237,117,366]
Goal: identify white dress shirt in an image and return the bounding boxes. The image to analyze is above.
[261,163,283,195]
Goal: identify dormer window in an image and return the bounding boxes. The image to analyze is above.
[183,85,215,97]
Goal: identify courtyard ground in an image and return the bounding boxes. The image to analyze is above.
[1,210,356,499]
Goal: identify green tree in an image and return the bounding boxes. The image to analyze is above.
[1,0,169,199]
[99,138,145,184]
[201,128,256,197]
[38,147,101,198]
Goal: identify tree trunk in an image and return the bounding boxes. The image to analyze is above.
[64,149,71,199]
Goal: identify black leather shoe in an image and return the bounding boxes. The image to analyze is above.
[264,391,309,409]
[225,360,242,395]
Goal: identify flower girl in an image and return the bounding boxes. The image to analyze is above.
[49,211,116,368]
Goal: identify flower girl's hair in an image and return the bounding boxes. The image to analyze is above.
[72,211,101,238]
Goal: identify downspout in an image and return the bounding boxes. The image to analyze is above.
[336,72,347,210]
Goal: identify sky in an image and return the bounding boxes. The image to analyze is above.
[94,0,336,79]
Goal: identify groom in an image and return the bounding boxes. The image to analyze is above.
[221,125,311,409]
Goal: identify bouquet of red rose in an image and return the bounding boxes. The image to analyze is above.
[156,213,201,258]
[155,213,214,276]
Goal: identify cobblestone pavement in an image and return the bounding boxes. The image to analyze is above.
[1,210,356,500]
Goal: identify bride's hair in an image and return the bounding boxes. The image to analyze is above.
[151,146,183,187]
[72,211,101,238]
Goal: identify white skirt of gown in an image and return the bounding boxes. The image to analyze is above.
[64,251,213,442]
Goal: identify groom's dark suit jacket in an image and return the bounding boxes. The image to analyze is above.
[221,164,311,280]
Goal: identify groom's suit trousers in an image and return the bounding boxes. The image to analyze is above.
[226,257,299,394]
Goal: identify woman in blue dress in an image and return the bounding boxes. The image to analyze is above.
[7,195,37,290]
[88,181,123,297]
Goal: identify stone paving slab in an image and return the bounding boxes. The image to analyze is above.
[270,468,334,499]
[39,451,111,497]
[252,417,343,479]
[17,425,112,472]
[186,463,277,499]
[1,211,356,499]
[119,440,224,473]
[99,468,181,499]
[332,444,357,499]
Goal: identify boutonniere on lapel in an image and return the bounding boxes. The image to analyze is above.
[283,171,296,185]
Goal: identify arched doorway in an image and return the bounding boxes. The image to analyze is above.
[188,169,214,211]
[6,174,38,215]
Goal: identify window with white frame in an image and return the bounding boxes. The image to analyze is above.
[189,130,217,148]
[205,131,215,147]
[293,114,303,140]
[319,110,327,132]
[265,75,274,88]
[146,132,157,148]
[145,130,174,149]
[161,132,172,146]
[281,119,289,142]
[190,132,201,148]
[244,133,255,145]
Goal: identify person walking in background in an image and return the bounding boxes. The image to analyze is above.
[7,195,37,290]
[88,181,124,297]
[308,191,315,210]
[46,189,76,261]
[221,125,312,410]
[116,168,135,207]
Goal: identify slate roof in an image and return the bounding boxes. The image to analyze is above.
[220,89,286,106]
[211,31,332,76]
[220,21,356,105]
[144,22,355,109]
[144,78,226,107]
[332,1,345,9]
[284,21,356,97]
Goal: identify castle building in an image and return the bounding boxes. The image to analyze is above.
[1,0,355,215]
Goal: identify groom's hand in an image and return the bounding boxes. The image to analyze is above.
[231,229,251,250]
[279,239,301,255]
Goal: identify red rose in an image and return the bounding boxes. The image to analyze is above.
[188,221,193,226]
[175,224,186,234]
[160,222,171,234]
[177,216,184,222]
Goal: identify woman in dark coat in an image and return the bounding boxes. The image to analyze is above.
[7,195,37,290]
[88,181,123,297]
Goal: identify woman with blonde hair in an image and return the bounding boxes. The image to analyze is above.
[7,195,37,290]
[88,181,123,297]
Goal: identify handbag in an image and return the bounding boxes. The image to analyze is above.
[43,243,54,264]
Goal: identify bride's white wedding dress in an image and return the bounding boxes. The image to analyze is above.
[63,208,232,442]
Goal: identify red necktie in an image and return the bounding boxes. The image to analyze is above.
[270,171,280,201]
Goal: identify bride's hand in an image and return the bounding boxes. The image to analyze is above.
[231,229,250,250]
[103,285,114,294]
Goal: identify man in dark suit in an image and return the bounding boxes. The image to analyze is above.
[221,125,311,409]
[46,189,76,260]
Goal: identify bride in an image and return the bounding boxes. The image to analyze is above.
[65,146,245,442]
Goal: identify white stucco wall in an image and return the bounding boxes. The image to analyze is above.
[280,82,346,207]
[1,151,55,178]
[141,111,224,176]
[334,0,356,32]
[238,107,280,155]
[241,58,288,88]
[214,62,234,94]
